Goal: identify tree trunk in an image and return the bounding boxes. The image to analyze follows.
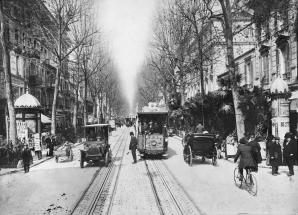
[51,64,61,135]
[83,71,87,125]
[73,87,78,136]
[0,2,17,144]
[219,0,245,140]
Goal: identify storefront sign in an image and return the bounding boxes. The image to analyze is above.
[17,121,28,139]
[33,133,41,151]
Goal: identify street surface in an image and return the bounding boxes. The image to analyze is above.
[0,128,298,215]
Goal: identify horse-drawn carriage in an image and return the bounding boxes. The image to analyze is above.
[183,133,217,166]
[80,124,112,168]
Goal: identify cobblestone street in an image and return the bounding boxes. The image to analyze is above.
[1,129,298,215]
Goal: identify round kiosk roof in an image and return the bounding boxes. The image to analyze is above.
[14,91,41,108]
[270,76,289,94]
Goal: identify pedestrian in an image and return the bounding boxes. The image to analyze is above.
[283,133,297,176]
[268,136,282,175]
[215,134,222,159]
[129,132,138,163]
[247,134,262,171]
[195,123,204,134]
[48,136,55,156]
[234,137,257,180]
[22,144,33,173]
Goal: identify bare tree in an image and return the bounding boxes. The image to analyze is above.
[0,0,16,144]
[34,0,95,135]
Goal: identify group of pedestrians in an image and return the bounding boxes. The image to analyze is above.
[234,132,297,179]
[267,133,297,176]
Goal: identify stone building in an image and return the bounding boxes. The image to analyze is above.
[0,0,76,138]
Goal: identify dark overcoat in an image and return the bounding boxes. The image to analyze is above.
[129,136,138,150]
[234,144,256,169]
[268,142,282,166]
[248,140,262,164]
[22,148,32,164]
[283,139,297,165]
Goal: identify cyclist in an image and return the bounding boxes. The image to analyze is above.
[234,137,257,181]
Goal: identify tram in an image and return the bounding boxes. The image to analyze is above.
[136,110,169,157]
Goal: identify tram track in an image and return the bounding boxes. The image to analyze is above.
[145,159,204,215]
[70,128,129,215]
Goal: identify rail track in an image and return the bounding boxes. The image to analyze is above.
[145,159,204,215]
[70,128,129,215]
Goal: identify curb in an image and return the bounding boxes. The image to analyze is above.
[0,156,53,176]
[0,142,82,176]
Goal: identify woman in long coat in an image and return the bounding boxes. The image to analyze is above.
[268,136,282,175]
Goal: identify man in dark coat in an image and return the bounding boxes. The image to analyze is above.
[129,132,138,163]
[195,123,204,134]
[248,134,262,171]
[22,144,33,173]
[268,136,282,175]
[283,133,297,176]
[234,137,257,180]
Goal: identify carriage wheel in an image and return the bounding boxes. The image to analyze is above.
[104,152,109,167]
[70,150,73,161]
[108,149,112,162]
[212,156,217,166]
[80,153,84,168]
[55,156,58,163]
[188,146,193,166]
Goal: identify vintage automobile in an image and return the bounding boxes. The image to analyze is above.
[136,111,168,157]
[183,133,217,166]
[54,141,73,163]
[80,124,112,168]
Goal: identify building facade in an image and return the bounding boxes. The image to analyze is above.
[0,0,78,137]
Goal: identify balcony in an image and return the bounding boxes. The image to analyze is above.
[28,75,42,87]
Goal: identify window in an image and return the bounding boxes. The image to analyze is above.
[15,28,19,44]
[16,55,19,76]
[261,52,269,84]
[279,41,290,79]
[244,58,253,86]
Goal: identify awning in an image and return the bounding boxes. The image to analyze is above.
[41,114,51,124]
[289,91,298,100]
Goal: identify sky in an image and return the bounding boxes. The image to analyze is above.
[95,0,158,113]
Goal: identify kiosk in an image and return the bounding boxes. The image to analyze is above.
[14,91,42,159]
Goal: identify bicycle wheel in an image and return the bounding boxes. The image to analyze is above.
[233,167,242,188]
[247,173,257,196]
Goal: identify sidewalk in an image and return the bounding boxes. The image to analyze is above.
[171,135,298,171]
[0,150,52,176]
[0,142,82,176]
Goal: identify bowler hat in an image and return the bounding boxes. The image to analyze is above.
[284,132,292,139]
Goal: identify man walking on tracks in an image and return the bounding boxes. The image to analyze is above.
[129,132,138,164]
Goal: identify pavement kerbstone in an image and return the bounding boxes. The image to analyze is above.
[0,142,82,176]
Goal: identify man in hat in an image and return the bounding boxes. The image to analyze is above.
[22,144,33,173]
[269,136,282,175]
[283,133,297,176]
[129,132,138,163]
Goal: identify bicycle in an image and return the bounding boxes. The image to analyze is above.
[234,166,257,196]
